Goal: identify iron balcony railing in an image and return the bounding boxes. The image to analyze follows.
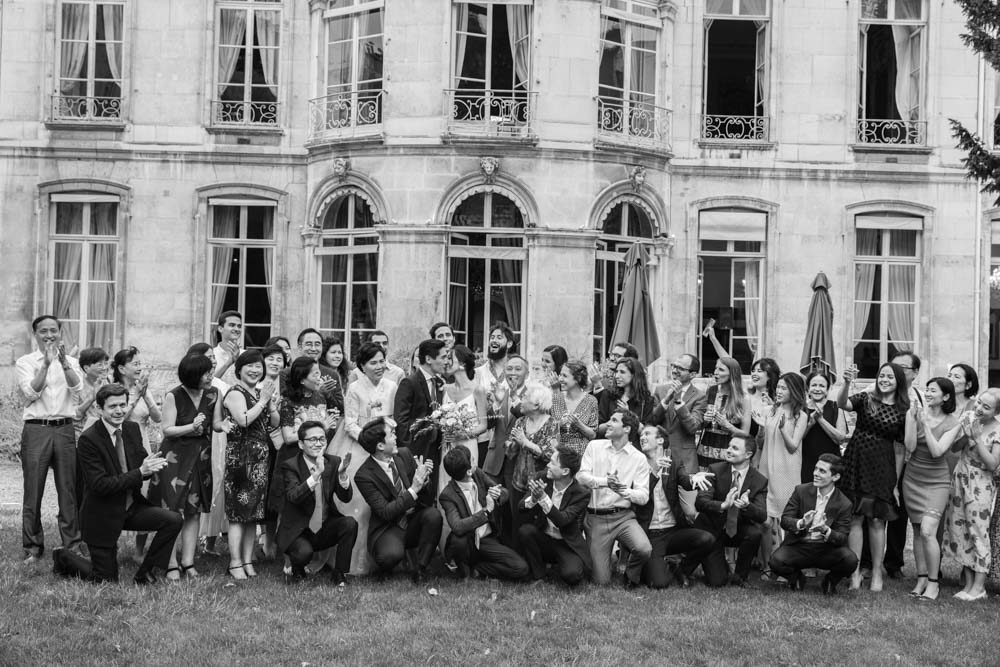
[50,94,123,122]
[856,118,927,146]
[701,114,770,142]
[444,89,537,139]
[308,89,384,141]
[597,95,672,150]
[210,100,279,128]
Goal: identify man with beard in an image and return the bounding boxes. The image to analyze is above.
[475,322,516,465]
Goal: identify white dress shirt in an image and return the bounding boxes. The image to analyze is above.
[648,478,678,531]
[457,479,490,544]
[804,485,836,540]
[576,439,650,509]
[374,456,417,499]
[16,351,82,420]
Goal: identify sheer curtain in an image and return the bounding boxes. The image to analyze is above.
[102,4,123,84]
[53,243,83,349]
[891,2,922,122]
[255,10,280,97]
[506,6,530,91]
[743,260,760,355]
[454,4,470,87]
[854,232,879,341]
[210,208,239,320]
[496,258,522,331]
[60,4,89,95]
[886,265,915,346]
[89,243,117,349]
[218,9,248,97]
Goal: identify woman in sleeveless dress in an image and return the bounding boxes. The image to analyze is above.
[698,357,752,469]
[551,360,598,454]
[148,353,217,580]
[902,377,959,600]
[801,371,847,483]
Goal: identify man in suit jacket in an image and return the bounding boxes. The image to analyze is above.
[694,437,768,587]
[278,420,358,584]
[649,353,706,520]
[440,445,528,581]
[393,339,448,488]
[518,444,592,586]
[634,425,716,588]
[354,416,441,584]
[770,454,858,594]
[54,384,181,584]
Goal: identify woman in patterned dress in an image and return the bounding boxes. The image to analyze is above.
[219,350,278,580]
[551,359,598,454]
[506,381,559,548]
[148,353,217,580]
[837,362,908,592]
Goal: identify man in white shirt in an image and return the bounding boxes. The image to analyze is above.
[577,410,652,586]
[15,315,85,564]
[212,310,243,385]
[475,322,516,462]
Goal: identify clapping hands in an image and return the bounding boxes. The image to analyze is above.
[139,452,168,476]
[338,451,352,476]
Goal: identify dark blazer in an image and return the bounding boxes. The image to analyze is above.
[695,462,768,533]
[77,420,152,548]
[633,457,697,531]
[439,469,507,552]
[779,483,853,547]
[276,452,352,553]
[394,369,439,458]
[519,478,592,571]
[649,384,707,473]
[354,448,433,552]
[597,391,655,444]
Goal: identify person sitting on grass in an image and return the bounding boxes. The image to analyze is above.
[439,445,528,581]
[276,420,357,585]
[518,445,592,586]
[769,454,857,594]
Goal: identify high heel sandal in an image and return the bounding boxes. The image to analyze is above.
[227,563,247,581]
[243,562,258,578]
[909,573,928,597]
[918,578,939,601]
[165,566,181,582]
[180,563,200,579]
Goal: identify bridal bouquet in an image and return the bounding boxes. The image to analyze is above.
[410,402,479,442]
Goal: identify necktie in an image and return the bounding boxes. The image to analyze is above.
[389,459,412,529]
[309,470,324,533]
[114,429,132,510]
[432,376,444,404]
[725,471,741,538]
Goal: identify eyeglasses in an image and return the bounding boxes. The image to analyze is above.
[670,363,692,372]
[301,436,326,445]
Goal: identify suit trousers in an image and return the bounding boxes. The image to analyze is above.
[694,514,762,587]
[91,505,183,581]
[445,534,529,581]
[20,422,81,556]
[371,507,442,573]
[517,523,586,585]
[770,541,859,579]
[643,526,716,589]
[585,510,652,585]
[286,515,358,575]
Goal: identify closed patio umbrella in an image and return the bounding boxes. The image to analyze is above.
[800,271,836,379]
[609,242,661,366]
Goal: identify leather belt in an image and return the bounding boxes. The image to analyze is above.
[587,506,627,516]
[25,418,73,427]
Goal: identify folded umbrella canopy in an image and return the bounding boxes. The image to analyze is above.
[800,271,836,380]
[609,242,661,367]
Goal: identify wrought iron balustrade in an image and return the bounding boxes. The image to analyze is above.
[50,94,123,122]
[856,118,926,146]
[597,96,671,150]
[211,100,279,128]
[444,89,537,139]
[308,90,384,141]
[701,114,770,142]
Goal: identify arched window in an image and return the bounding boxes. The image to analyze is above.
[316,192,379,354]
[448,192,525,351]
[594,201,654,359]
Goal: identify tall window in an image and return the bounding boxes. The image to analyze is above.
[598,1,661,142]
[858,0,925,145]
[48,195,120,350]
[208,201,275,347]
[214,0,281,127]
[698,208,766,371]
[594,201,654,360]
[990,233,1000,385]
[702,0,770,141]
[315,0,384,135]
[448,193,525,352]
[55,0,124,120]
[449,1,533,135]
[853,216,921,378]
[316,193,379,354]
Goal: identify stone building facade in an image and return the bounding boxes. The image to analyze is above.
[0,0,990,385]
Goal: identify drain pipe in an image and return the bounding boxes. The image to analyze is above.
[974,55,986,376]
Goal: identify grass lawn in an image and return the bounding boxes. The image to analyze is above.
[1,462,999,667]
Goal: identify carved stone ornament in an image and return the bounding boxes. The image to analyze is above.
[332,157,351,182]
[629,166,647,192]
[479,156,500,184]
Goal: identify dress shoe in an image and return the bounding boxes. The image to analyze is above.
[329,569,347,586]
[23,553,40,566]
[886,568,903,580]
[411,568,428,585]
[52,549,67,576]
[623,575,642,589]
[729,573,748,588]
[787,571,805,591]
[820,573,841,595]
[134,570,161,586]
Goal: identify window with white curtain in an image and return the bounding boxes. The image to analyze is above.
[54,0,124,120]
[594,200,655,360]
[858,0,926,145]
[598,1,660,140]
[697,208,766,372]
[207,200,275,347]
[448,193,525,352]
[48,195,120,351]
[214,0,282,126]
[702,0,769,141]
[316,192,379,356]
[318,0,384,131]
[853,215,921,378]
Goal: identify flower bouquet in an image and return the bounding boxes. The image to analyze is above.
[410,401,479,443]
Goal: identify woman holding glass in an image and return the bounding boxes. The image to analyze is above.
[698,357,752,468]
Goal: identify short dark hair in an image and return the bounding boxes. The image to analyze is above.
[358,417,390,455]
[926,377,957,414]
[817,452,844,477]
[234,350,264,378]
[429,322,452,339]
[489,321,517,352]
[611,342,639,359]
[543,345,568,374]
[949,363,980,399]
[614,410,641,436]
[555,444,582,477]
[178,353,213,390]
[647,424,669,442]
[285,357,318,403]
[368,330,388,341]
[96,382,128,408]
[79,347,109,368]
[562,359,589,390]
[261,344,288,368]
[417,339,446,365]
[354,341,385,368]
[186,342,211,356]
[297,420,326,443]
[732,436,757,458]
[31,315,60,331]
[681,353,700,375]
[297,328,323,345]
[217,310,242,327]
[111,346,138,383]
[892,351,921,372]
[443,445,472,480]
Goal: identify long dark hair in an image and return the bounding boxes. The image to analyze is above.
[874,362,910,412]
[452,345,476,381]
[776,372,807,420]
[751,357,781,400]
[321,336,350,386]
[543,345,568,375]
[285,357,318,404]
[612,357,652,407]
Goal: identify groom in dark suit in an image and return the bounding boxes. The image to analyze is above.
[54,384,181,584]
[770,454,858,594]
[394,338,449,488]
